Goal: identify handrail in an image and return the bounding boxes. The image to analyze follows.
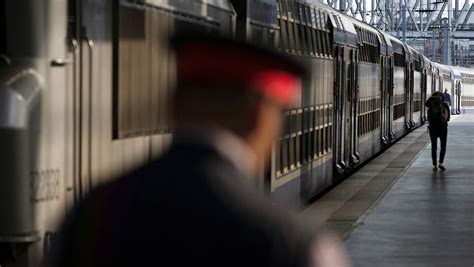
[82,36,94,194]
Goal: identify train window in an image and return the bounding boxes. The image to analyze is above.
[282,138,289,172]
[289,136,296,169]
[287,21,296,53]
[296,110,302,133]
[283,111,291,136]
[302,108,308,131]
[320,106,325,126]
[366,113,368,135]
[314,108,318,129]
[394,52,405,67]
[301,132,308,163]
[313,129,318,157]
[366,114,369,135]
[279,0,288,14]
[325,31,332,56]
[370,112,374,132]
[362,113,364,135]
[298,24,306,54]
[322,29,329,56]
[309,107,315,129]
[311,29,320,56]
[326,126,331,152]
[325,125,330,153]
[314,128,319,157]
[303,26,312,55]
[321,127,326,155]
[378,110,381,128]
[279,19,289,51]
[366,113,369,134]
[320,127,324,155]
[293,23,301,53]
[113,4,227,138]
[291,111,297,133]
[305,26,314,55]
[287,0,296,17]
[295,1,302,21]
[275,140,282,175]
[115,6,169,138]
[369,112,372,132]
[301,24,309,54]
[328,125,332,151]
[328,106,332,124]
[296,135,301,166]
[358,116,361,136]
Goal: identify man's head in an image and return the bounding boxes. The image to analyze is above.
[444,88,448,93]
[433,91,444,101]
[171,35,305,165]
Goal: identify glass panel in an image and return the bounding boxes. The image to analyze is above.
[275,140,282,175]
[282,138,289,171]
[289,137,296,169]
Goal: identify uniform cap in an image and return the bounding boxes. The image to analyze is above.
[172,34,306,106]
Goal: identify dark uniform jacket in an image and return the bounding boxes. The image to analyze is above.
[52,139,315,267]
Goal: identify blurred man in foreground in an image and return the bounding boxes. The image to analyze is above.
[50,35,349,267]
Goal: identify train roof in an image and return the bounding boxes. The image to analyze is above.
[197,0,235,11]
[122,0,236,19]
[304,0,359,46]
[449,66,474,80]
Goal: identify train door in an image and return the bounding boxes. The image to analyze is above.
[406,62,413,128]
[388,57,395,140]
[456,81,461,114]
[381,56,392,145]
[350,50,360,165]
[421,69,427,122]
[334,46,345,175]
[333,45,358,176]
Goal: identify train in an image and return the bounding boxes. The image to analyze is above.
[1,0,474,265]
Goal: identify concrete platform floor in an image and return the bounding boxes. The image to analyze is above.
[344,114,474,267]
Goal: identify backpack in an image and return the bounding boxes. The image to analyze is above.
[428,98,448,125]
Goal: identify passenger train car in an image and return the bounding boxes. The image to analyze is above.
[0,0,471,265]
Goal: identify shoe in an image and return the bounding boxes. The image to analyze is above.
[433,165,437,171]
[438,163,446,171]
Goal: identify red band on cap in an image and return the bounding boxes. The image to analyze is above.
[176,43,300,106]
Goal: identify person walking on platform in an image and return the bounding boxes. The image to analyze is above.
[49,35,349,267]
[443,88,451,106]
[425,91,450,171]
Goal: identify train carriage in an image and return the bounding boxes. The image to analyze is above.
[449,67,462,114]
[385,35,408,140]
[407,46,424,128]
[452,66,474,113]
[435,63,455,113]
[350,19,383,163]
[268,0,336,205]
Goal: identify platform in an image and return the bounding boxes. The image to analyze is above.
[304,114,474,266]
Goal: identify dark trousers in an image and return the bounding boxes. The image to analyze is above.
[429,126,448,165]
